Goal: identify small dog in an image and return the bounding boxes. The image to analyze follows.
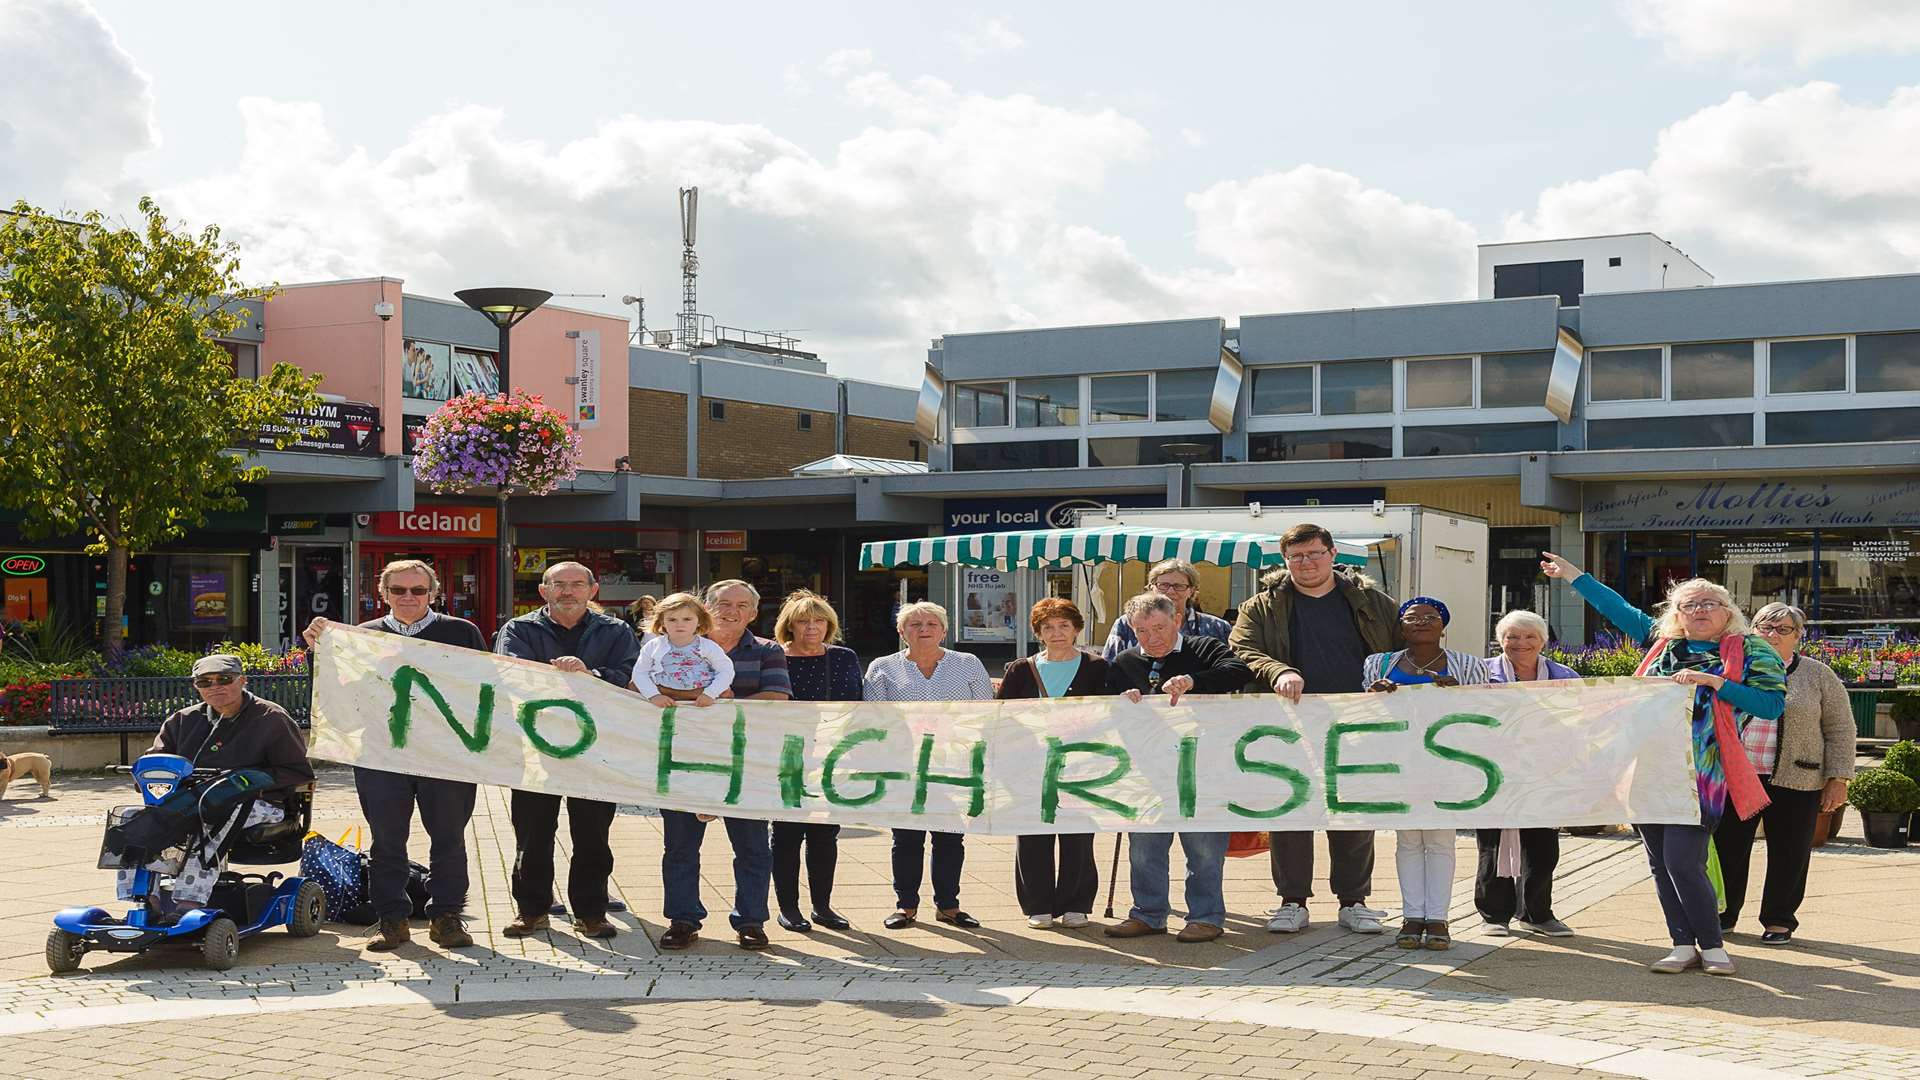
[0,751,53,798]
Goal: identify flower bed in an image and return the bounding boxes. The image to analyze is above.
[410,389,581,495]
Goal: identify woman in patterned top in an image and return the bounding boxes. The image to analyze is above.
[864,601,994,931]
[772,591,862,933]
[1542,552,1786,977]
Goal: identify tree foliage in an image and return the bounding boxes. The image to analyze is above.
[0,197,322,651]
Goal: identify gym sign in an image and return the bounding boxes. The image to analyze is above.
[2,555,47,576]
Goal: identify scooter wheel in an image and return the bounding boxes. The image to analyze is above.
[289,881,326,937]
[45,929,84,974]
[200,917,240,970]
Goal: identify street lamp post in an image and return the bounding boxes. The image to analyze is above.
[455,287,552,634]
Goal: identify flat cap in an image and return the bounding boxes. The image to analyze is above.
[191,654,244,678]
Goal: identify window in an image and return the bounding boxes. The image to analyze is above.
[1403,422,1556,456]
[1493,259,1583,306]
[1856,331,1920,393]
[1250,366,1313,415]
[219,342,258,379]
[1587,414,1752,450]
[1697,531,1815,621]
[452,349,500,396]
[1090,374,1149,422]
[401,338,454,403]
[1087,434,1223,467]
[1480,351,1555,408]
[1590,348,1663,401]
[1156,369,1216,421]
[1319,359,1391,415]
[1607,256,1622,268]
[708,401,726,421]
[1248,428,1391,461]
[1670,341,1753,400]
[1812,529,1920,623]
[952,439,1077,471]
[1015,377,1080,427]
[797,412,812,431]
[1768,338,1846,395]
[1403,357,1472,410]
[1768,406,1920,445]
[952,382,1009,427]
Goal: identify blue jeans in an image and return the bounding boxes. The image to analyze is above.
[1127,831,1229,929]
[1640,823,1722,949]
[660,809,771,930]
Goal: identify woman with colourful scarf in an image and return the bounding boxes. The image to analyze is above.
[1541,553,1786,977]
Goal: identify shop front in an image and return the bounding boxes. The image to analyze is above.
[509,528,686,622]
[354,505,499,638]
[270,514,351,650]
[1580,477,1920,636]
[698,526,933,659]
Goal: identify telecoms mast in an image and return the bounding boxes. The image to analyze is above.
[678,186,699,348]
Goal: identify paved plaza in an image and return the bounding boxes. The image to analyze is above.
[3,767,1917,1078]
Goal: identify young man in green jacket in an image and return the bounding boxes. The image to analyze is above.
[1229,523,1403,936]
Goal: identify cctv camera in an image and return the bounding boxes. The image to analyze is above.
[373,301,395,322]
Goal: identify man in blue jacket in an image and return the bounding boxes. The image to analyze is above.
[495,561,640,940]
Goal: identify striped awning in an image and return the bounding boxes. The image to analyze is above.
[859,526,1369,571]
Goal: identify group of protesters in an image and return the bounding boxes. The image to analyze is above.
[284,516,1856,977]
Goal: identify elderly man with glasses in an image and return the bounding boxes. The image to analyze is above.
[1230,522,1404,937]
[304,559,489,952]
[1100,558,1233,661]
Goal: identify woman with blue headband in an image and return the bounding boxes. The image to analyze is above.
[1363,596,1490,950]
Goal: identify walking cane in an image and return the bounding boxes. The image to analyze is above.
[1102,833,1123,918]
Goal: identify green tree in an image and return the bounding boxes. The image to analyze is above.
[0,198,322,654]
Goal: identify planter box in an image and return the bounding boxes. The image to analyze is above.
[1860,810,1912,849]
[0,726,129,772]
[1810,805,1846,848]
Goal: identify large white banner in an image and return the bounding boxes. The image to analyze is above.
[308,627,1702,832]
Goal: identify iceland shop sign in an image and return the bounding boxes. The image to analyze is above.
[1582,478,1920,532]
[944,494,1165,535]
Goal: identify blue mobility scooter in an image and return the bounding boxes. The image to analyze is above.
[47,753,326,972]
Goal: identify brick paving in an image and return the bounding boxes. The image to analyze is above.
[4,766,1919,1079]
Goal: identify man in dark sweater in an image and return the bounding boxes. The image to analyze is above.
[1229,522,1404,937]
[1103,592,1251,943]
[495,561,641,940]
[305,558,489,952]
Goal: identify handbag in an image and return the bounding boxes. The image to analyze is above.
[1226,831,1270,858]
[301,826,375,924]
[406,861,432,919]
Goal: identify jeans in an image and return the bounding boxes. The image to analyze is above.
[661,809,771,930]
[1270,829,1375,906]
[1394,829,1457,921]
[891,829,964,911]
[1473,828,1560,924]
[1015,833,1098,917]
[771,821,840,915]
[355,767,477,920]
[510,791,616,921]
[1713,778,1821,932]
[1127,831,1229,929]
[1640,822,1722,949]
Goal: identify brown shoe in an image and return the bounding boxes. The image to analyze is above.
[1175,922,1223,943]
[428,913,473,948]
[1423,920,1452,950]
[367,917,411,952]
[1103,918,1167,939]
[502,913,550,938]
[659,921,699,949]
[574,918,617,940]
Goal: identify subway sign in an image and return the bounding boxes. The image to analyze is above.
[2,555,47,576]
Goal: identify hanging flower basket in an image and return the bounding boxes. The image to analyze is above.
[411,390,582,496]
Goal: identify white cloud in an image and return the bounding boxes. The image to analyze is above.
[1622,0,1920,62]
[947,16,1026,58]
[0,0,156,211]
[1180,128,1209,148]
[1505,82,1920,281]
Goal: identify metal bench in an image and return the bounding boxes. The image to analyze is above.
[46,674,312,764]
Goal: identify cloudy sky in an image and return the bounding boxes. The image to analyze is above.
[6,0,1920,387]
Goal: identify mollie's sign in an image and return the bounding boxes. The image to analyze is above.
[369,508,498,539]
[1582,478,1920,532]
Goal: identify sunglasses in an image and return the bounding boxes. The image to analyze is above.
[385,585,433,596]
[193,674,239,688]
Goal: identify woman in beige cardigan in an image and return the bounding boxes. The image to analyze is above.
[1713,602,1855,945]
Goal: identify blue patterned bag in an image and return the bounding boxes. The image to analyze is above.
[301,827,374,924]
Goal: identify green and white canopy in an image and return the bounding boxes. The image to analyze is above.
[859,526,1369,571]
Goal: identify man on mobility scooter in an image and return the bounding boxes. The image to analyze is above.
[48,654,321,972]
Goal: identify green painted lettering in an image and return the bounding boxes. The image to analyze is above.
[386,665,492,752]
[1040,739,1135,823]
[1177,736,1198,818]
[1229,724,1310,819]
[912,733,986,817]
[778,734,808,809]
[1425,713,1503,811]
[1325,720,1409,814]
[821,728,905,807]
[515,698,596,760]
[654,705,747,803]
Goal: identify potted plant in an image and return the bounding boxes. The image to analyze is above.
[1883,739,1920,840]
[1890,693,1920,743]
[1847,767,1920,848]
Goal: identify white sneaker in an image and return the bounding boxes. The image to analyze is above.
[1059,912,1089,928]
[1027,914,1054,929]
[1264,903,1309,933]
[1338,905,1388,934]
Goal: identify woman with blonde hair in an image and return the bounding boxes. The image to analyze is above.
[771,591,863,932]
[864,601,993,930]
[1542,553,1786,976]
